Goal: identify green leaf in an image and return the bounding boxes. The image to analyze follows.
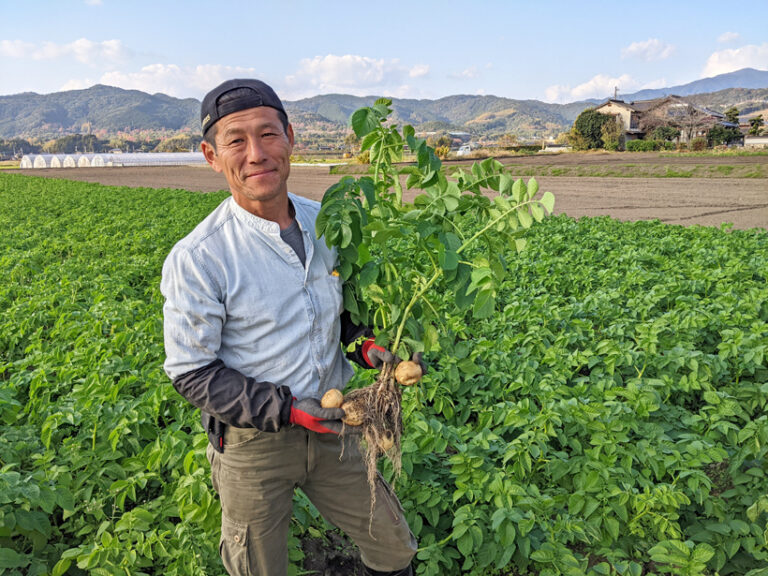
[517,207,533,229]
[52,558,72,576]
[15,509,51,537]
[444,194,459,211]
[440,247,459,271]
[540,190,555,213]
[512,178,526,203]
[692,543,715,563]
[358,262,379,287]
[351,108,379,138]
[0,548,29,569]
[527,177,539,199]
[493,195,512,211]
[340,224,352,248]
[457,531,474,557]
[473,289,495,318]
[343,285,359,315]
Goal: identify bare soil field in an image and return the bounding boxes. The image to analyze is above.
[9,152,768,230]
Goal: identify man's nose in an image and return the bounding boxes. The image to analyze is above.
[245,137,266,162]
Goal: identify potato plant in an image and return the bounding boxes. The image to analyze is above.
[316,99,554,492]
[1,133,768,576]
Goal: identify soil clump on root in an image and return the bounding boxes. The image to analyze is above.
[342,363,403,514]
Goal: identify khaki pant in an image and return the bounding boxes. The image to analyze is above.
[206,425,417,576]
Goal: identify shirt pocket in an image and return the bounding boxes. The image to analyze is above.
[323,272,344,316]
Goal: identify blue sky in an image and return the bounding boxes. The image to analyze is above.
[1,0,766,103]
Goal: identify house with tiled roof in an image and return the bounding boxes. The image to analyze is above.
[594,95,738,144]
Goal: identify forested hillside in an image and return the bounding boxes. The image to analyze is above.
[1,68,766,142]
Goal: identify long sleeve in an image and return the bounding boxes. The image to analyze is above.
[173,360,292,431]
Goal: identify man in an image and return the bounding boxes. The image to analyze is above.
[160,78,417,576]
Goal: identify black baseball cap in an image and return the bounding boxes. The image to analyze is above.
[200,79,287,136]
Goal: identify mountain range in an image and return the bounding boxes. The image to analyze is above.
[1,68,766,142]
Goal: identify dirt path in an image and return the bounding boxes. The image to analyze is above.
[9,160,767,230]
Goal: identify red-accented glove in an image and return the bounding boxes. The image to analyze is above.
[361,339,397,369]
[362,339,427,376]
[289,398,344,434]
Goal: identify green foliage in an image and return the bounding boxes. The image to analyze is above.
[0,175,229,575]
[626,140,662,152]
[0,85,199,140]
[153,133,201,153]
[572,110,614,150]
[709,125,743,146]
[399,215,768,575]
[724,107,740,125]
[652,126,681,142]
[42,134,106,154]
[0,138,39,159]
[2,153,768,575]
[318,99,554,357]
[600,118,623,151]
[690,137,708,151]
[749,115,765,136]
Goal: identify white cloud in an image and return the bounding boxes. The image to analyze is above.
[640,78,668,90]
[449,67,479,80]
[622,38,675,61]
[703,43,768,76]
[0,40,35,58]
[283,54,425,99]
[85,0,103,5]
[718,32,741,44]
[59,78,97,91]
[1,38,130,66]
[544,84,571,103]
[409,64,430,79]
[98,64,258,98]
[545,73,642,103]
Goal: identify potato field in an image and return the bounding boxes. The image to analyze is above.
[1,158,767,576]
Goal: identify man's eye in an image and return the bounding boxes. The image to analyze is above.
[228,138,244,145]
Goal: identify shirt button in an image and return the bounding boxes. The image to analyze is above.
[234,535,241,543]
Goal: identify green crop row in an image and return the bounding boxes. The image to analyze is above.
[1,173,767,575]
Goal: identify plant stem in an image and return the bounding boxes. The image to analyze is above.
[392,266,442,353]
[390,198,538,353]
[457,199,536,255]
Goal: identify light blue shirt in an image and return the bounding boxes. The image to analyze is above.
[161,193,354,400]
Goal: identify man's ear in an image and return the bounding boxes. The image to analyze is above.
[201,140,222,173]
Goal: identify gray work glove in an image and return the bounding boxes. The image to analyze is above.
[289,398,363,435]
[364,341,427,376]
[289,398,344,434]
[362,339,397,369]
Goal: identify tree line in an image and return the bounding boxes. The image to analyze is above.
[0,133,204,160]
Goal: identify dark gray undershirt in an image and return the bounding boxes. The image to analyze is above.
[280,219,306,267]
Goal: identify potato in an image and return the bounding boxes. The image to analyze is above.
[320,388,344,409]
[395,360,422,386]
[341,400,364,426]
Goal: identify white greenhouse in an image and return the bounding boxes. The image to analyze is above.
[48,155,68,168]
[19,152,206,169]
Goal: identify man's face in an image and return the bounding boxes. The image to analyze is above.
[202,106,294,213]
